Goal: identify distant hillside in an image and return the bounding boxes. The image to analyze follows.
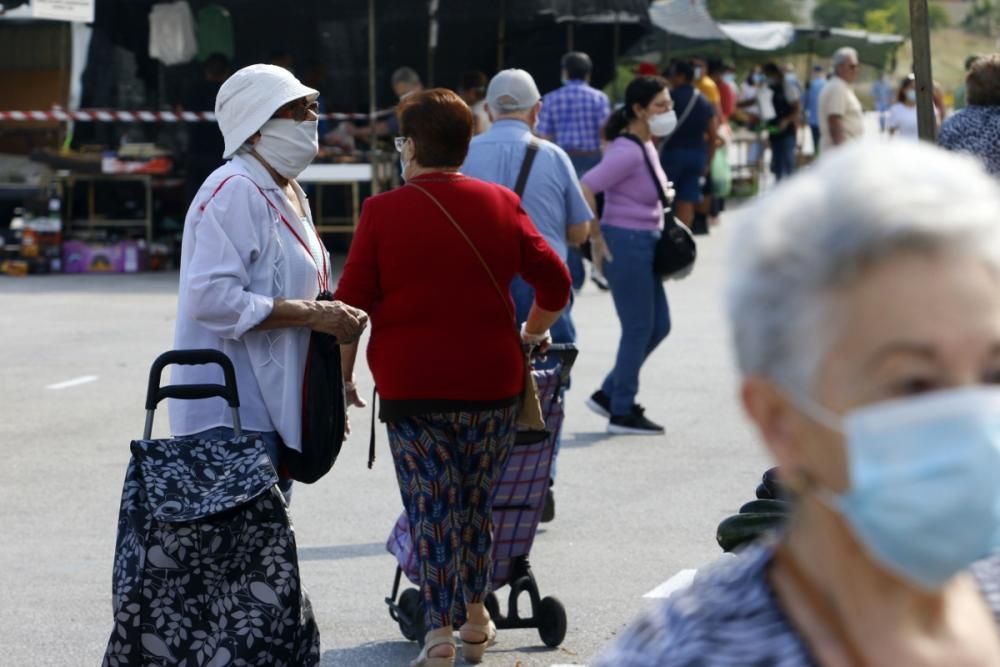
[896,26,998,92]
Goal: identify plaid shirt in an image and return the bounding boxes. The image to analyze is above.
[537,80,611,153]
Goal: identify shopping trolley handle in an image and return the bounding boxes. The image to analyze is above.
[145,349,240,410]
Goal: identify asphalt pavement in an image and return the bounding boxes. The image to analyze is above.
[0,218,770,666]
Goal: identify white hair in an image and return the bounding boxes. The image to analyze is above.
[831,47,859,70]
[726,140,1000,392]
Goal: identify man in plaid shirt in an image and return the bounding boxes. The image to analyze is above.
[538,51,612,290]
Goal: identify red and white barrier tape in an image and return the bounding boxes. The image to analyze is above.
[0,109,395,122]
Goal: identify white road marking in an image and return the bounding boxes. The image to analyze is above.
[643,568,698,599]
[45,375,98,390]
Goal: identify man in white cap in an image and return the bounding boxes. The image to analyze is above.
[462,68,593,522]
[171,63,368,492]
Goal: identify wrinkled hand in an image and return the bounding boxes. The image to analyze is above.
[521,324,553,355]
[590,236,613,275]
[311,301,368,342]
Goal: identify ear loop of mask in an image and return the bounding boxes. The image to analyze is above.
[777,389,849,504]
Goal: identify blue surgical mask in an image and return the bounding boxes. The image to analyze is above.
[796,386,1000,590]
[753,73,766,84]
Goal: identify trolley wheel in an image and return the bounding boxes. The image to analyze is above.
[398,588,424,642]
[536,596,567,647]
[484,592,501,621]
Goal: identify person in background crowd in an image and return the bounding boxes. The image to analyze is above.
[173,64,369,501]
[887,74,921,141]
[939,54,1000,176]
[872,70,893,131]
[336,88,571,667]
[538,51,612,291]
[783,64,802,96]
[953,54,980,111]
[183,52,231,202]
[763,61,801,182]
[593,139,1000,667]
[267,48,295,73]
[581,76,676,435]
[692,55,722,115]
[819,47,864,151]
[737,65,765,123]
[660,59,718,233]
[709,59,736,123]
[804,64,827,153]
[463,68,592,521]
[458,70,491,135]
[350,66,424,142]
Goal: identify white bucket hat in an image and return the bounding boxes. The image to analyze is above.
[215,64,319,159]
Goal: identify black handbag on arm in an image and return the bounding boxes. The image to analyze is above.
[619,135,697,281]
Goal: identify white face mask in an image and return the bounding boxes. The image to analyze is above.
[254,119,319,179]
[648,110,678,137]
[905,89,917,103]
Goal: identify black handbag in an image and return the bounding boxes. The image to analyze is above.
[280,289,348,484]
[619,133,697,280]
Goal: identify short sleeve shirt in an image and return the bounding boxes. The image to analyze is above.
[819,76,865,151]
[662,85,716,153]
[887,102,920,140]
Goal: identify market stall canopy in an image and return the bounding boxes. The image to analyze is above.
[634,0,904,68]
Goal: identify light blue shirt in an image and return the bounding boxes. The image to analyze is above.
[462,119,593,262]
[805,76,826,127]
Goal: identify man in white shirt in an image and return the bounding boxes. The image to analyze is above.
[819,47,865,151]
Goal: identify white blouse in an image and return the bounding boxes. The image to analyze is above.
[169,153,329,452]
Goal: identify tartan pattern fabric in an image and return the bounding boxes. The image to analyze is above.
[387,405,517,630]
[387,366,566,589]
[537,81,612,153]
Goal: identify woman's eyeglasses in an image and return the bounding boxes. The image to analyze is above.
[273,99,320,122]
[394,136,408,152]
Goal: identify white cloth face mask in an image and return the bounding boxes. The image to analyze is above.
[254,119,319,179]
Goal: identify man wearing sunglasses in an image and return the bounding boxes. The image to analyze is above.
[819,47,865,151]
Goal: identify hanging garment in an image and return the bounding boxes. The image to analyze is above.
[196,3,234,61]
[149,1,198,66]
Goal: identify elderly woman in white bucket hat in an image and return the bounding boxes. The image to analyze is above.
[170,63,368,484]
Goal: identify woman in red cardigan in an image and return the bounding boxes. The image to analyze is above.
[335,89,571,667]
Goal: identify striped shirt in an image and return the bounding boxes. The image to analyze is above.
[594,542,1000,666]
[537,80,611,153]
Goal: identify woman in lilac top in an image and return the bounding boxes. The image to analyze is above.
[580,76,676,435]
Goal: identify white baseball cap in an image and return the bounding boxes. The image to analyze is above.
[215,64,319,159]
[486,69,541,114]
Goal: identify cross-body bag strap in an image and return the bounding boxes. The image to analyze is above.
[620,133,670,207]
[406,182,516,326]
[662,88,700,142]
[513,140,540,197]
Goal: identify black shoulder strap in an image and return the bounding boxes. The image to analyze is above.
[620,133,669,207]
[513,140,540,197]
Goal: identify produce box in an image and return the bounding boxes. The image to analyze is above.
[62,240,146,273]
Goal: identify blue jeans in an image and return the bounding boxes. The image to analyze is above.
[510,274,574,481]
[190,426,294,500]
[599,226,671,416]
[770,132,797,181]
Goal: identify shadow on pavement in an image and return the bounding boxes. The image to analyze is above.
[298,542,386,562]
[322,640,416,666]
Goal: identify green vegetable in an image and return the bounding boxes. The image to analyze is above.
[739,499,790,515]
[716,513,787,553]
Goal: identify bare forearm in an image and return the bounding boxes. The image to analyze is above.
[255,298,318,331]
[581,184,600,236]
[340,341,359,382]
[255,297,368,343]
[829,116,846,145]
[525,304,562,336]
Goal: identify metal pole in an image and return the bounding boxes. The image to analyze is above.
[368,0,380,194]
[497,0,506,69]
[427,0,438,87]
[909,0,936,141]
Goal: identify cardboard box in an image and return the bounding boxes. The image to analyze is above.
[62,240,146,273]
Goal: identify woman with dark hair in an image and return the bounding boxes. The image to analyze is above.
[888,74,920,140]
[579,76,675,435]
[335,88,571,666]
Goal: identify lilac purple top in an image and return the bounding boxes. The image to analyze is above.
[581,136,669,231]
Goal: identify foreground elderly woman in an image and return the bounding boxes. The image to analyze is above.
[172,64,367,484]
[336,89,570,666]
[595,141,1000,665]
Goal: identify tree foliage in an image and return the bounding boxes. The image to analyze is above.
[707,0,801,23]
[814,0,949,33]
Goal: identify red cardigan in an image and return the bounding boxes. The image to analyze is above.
[334,172,572,403]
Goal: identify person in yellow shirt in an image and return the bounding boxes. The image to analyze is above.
[692,56,722,114]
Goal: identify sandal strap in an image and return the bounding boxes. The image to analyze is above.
[459,621,496,645]
[424,634,456,650]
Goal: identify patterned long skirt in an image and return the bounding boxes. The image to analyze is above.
[387,405,517,630]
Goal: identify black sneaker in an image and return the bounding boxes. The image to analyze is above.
[586,390,611,418]
[607,405,665,435]
[541,488,555,523]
